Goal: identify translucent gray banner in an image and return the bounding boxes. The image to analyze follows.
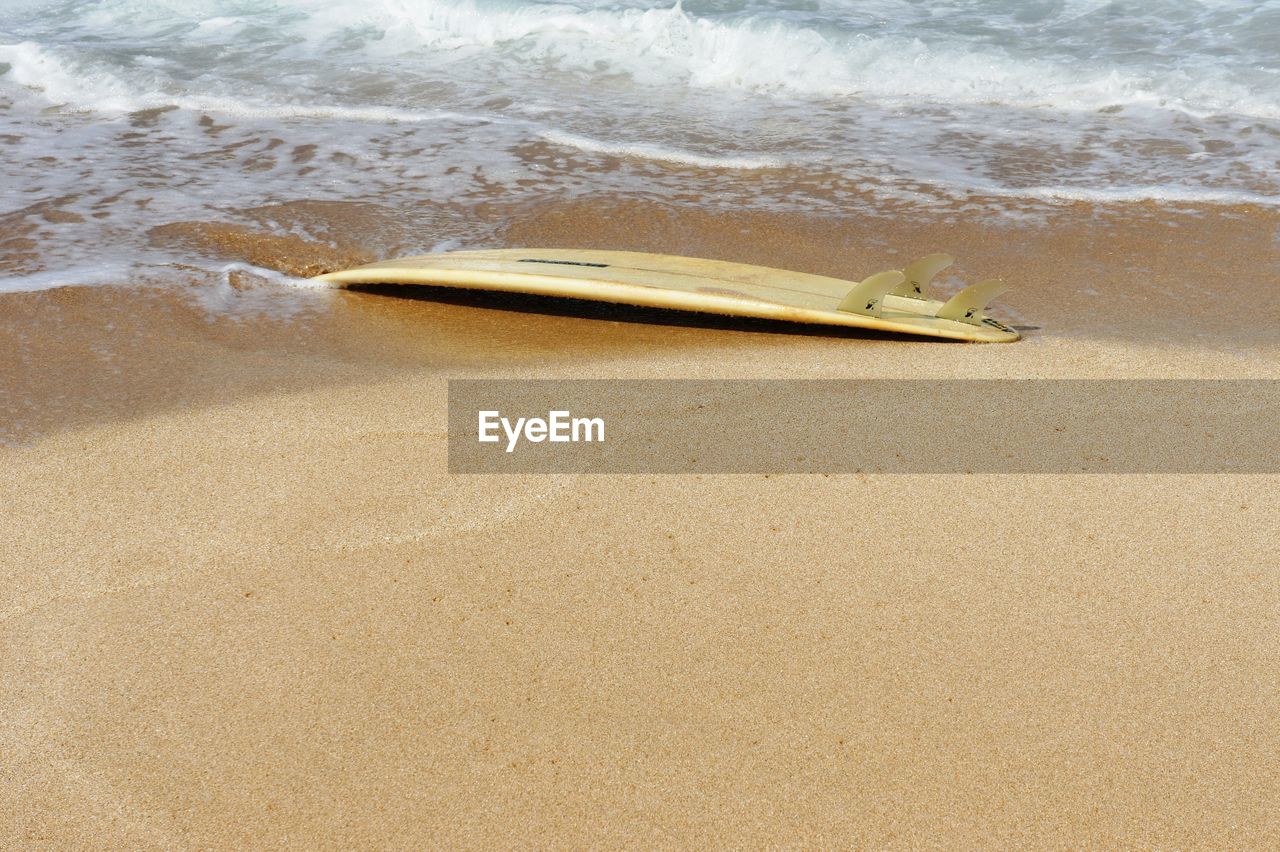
[447,380,1280,474]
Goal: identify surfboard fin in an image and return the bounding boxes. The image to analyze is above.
[936,279,1009,324]
[891,253,953,299]
[836,270,906,317]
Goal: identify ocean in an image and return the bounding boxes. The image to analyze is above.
[1,0,1277,292]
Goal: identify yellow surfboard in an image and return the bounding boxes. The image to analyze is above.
[314,248,1020,342]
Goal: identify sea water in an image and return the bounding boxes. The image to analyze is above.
[1,0,1278,290]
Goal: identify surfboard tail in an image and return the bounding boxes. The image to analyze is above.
[842,255,1015,332]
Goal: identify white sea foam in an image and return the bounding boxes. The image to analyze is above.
[190,262,337,319]
[0,41,138,112]
[4,1,1279,118]
[0,0,1277,301]
[218,262,335,289]
[269,0,1280,117]
[540,131,782,170]
[0,264,133,294]
[0,41,488,123]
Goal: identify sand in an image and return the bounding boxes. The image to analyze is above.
[3,198,1279,847]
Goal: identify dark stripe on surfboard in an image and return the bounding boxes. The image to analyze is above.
[518,258,610,268]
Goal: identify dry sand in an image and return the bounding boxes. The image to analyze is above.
[3,199,1279,847]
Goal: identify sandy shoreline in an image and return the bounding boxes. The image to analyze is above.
[3,198,1279,845]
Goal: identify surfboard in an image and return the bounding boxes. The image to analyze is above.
[314,248,1020,342]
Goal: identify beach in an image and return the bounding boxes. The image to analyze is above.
[6,0,1280,843]
[4,195,1280,846]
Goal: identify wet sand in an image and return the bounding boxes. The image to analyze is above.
[3,198,1279,846]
